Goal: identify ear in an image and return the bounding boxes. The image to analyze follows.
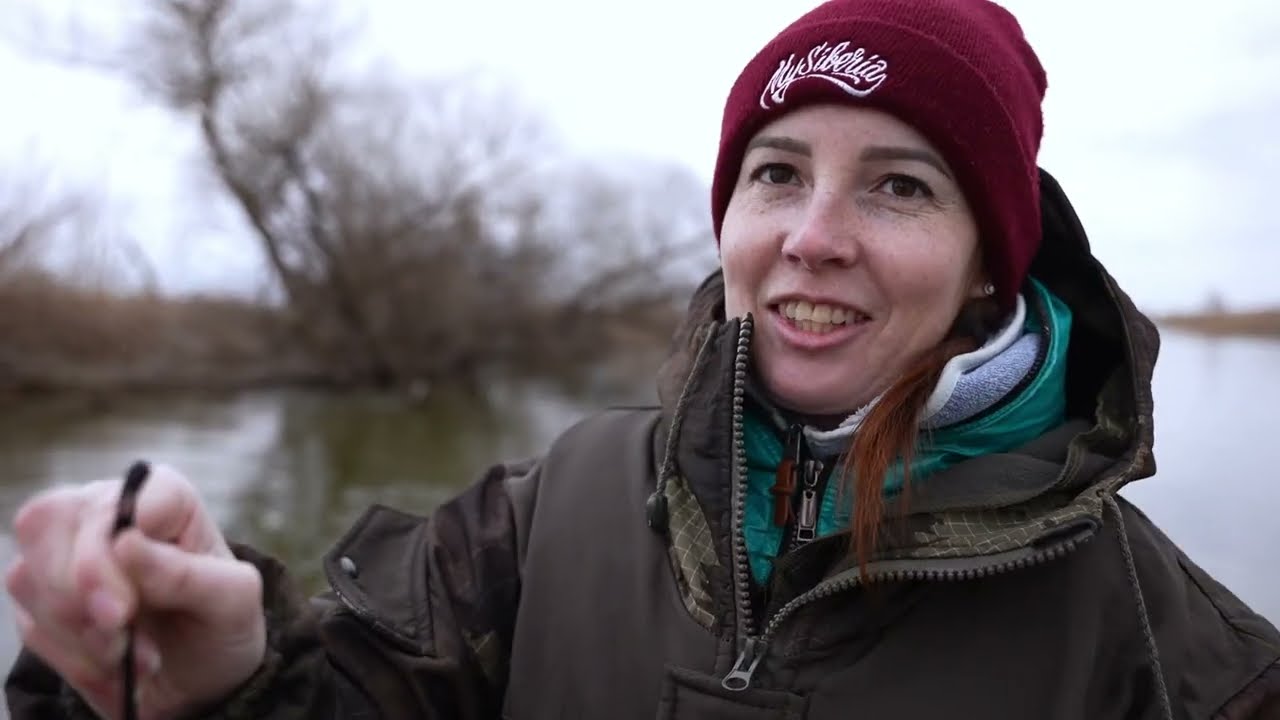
[966,261,993,301]
[968,278,995,301]
[963,244,991,300]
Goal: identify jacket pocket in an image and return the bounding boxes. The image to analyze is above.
[656,665,807,720]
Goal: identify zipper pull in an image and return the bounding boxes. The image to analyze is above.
[722,636,767,691]
[794,459,823,545]
[769,424,804,527]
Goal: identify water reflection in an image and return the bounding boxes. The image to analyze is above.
[0,369,656,715]
[218,378,643,590]
[0,332,1276,714]
[1120,331,1280,622]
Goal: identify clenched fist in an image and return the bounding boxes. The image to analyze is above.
[6,464,266,719]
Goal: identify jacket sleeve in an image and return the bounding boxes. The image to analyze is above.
[1215,662,1280,720]
[4,458,541,720]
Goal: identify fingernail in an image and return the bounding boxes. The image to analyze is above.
[87,590,125,629]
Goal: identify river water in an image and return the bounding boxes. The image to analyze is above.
[0,330,1276,711]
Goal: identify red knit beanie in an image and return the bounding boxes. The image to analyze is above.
[710,0,1048,309]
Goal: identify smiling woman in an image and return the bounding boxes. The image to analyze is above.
[720,105,1002,569]
[721,106,986,418]
[6,1,1280,719]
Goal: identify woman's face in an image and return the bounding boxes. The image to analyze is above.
[720,104,987,417]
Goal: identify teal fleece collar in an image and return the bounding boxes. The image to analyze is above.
[743,278,1073,584]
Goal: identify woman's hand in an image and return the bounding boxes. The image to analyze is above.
[6,464,266,719]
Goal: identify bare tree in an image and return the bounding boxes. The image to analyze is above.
[20,0,712,388]
[0,174,100,385]
[82,0,553,383]
[0,168,159,294]
[0,179,77,278]
[0,172,120,286]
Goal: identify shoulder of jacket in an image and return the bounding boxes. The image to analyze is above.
[542,405,662,458]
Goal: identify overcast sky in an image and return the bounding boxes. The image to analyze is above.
[1,0,1276,312]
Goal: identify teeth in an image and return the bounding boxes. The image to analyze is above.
[780,301,866,328]
[798,320,836,334]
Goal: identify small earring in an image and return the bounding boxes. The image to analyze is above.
[982,282,996,297]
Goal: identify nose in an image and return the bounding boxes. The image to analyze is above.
[780,193,860,271]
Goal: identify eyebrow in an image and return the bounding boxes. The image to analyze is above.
[860,145,954,180]
[745,136,954,181]
[744,135,810,156]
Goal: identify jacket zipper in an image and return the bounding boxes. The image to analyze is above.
[790,457,827,549]
[728,316,757,655]
[722,530,1090,691]
[720,313,1091,692]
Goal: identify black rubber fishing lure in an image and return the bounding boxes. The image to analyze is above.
[112,460,150,720]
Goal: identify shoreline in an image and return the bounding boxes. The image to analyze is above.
[1155,309,1280,339]
[3,286,1275,400]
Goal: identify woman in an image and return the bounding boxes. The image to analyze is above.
[6,0,1279,718]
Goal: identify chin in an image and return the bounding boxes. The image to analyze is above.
[761,372,862,418]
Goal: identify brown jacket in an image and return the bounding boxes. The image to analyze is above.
[8,169,1280,719]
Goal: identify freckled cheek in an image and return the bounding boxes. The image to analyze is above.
[892,268,957,305]
[719,236,776,318]
[870,241,972,305]
[722,268,762,319]
[876,262,971,346]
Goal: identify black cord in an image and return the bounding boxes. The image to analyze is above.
[112,460,150,720]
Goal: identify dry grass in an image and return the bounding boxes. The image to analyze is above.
[0,268,686,397]
[0,270,317,393]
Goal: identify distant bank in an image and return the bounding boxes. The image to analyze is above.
[1156,309,1280,339]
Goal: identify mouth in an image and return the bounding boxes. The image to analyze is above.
[772,299,873,335]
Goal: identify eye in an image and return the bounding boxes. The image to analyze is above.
[749,163,799,186]
[876,174,934,200]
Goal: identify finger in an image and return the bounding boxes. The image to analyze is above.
[12,499,135,647]
[13,607,149,720]
[8,559,129,668]
[66,493,139,630]
[133,630,163,678]
[11,483,93,549]
[5,558,41,616]
[13,605,120,711]
[14,480,132,614]
[130,464,230,558]
[116,530,261,616]
[7,557,92,641]
[10,485,95,601]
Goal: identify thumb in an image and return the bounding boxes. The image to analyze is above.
[129,464,230,558]
[115,530,261,617]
